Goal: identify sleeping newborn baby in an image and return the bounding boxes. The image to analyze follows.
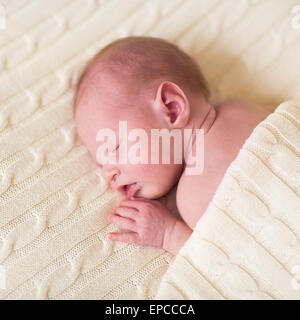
[75,36,269,255]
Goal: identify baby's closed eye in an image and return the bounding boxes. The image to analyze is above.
[113,144,120,152]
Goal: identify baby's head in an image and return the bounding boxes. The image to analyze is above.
[75,36,210,199]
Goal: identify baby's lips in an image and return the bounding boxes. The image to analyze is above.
[117,184,127,196]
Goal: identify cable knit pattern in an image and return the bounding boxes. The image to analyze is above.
[155,100,300,299]
[0,0,299,299]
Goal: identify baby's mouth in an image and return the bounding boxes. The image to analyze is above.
[118,183,138,197]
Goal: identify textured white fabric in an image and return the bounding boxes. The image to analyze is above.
[0,0,299,299]
[156,100,300,299]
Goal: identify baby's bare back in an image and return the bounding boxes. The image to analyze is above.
[176,101,270,229]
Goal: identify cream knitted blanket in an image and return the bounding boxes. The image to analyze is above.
[156,100,300,300]
[0,0,300,299]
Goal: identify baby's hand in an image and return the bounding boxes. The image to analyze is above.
[107,197,178,250]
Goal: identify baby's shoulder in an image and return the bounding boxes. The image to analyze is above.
[210,100,270,152]
[215,100,270,126]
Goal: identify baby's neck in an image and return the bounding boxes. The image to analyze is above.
[189,97,217,134]
[181,99,217,167]
[199,105,216,133]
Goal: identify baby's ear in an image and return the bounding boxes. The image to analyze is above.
[154,81,190,128]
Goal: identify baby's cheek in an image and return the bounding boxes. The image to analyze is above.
[119,163,173,198]
[121,163,148,177]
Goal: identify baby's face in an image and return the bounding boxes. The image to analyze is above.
[75,76,183,199]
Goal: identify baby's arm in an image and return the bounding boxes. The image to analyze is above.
[163,219,193,255]
[107,197,192,255]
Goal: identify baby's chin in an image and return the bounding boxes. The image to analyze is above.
[136,182,173,199]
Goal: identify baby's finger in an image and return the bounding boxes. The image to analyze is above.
[129,196,154,203]
[109,232,139,244]
[115,206,138,220]
[130,196,150,201]
[119,199,146,210]
[109,214,136,231]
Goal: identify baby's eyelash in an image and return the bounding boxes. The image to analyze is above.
[108,144,119,154]
[113,144,120,152]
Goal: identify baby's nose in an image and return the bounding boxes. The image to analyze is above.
[104,167,120,187]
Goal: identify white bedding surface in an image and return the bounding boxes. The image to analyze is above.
[0,0,299,299]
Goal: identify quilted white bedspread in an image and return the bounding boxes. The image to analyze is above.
[0,0,300,299]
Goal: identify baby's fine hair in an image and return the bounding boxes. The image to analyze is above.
[75,36,210,107]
